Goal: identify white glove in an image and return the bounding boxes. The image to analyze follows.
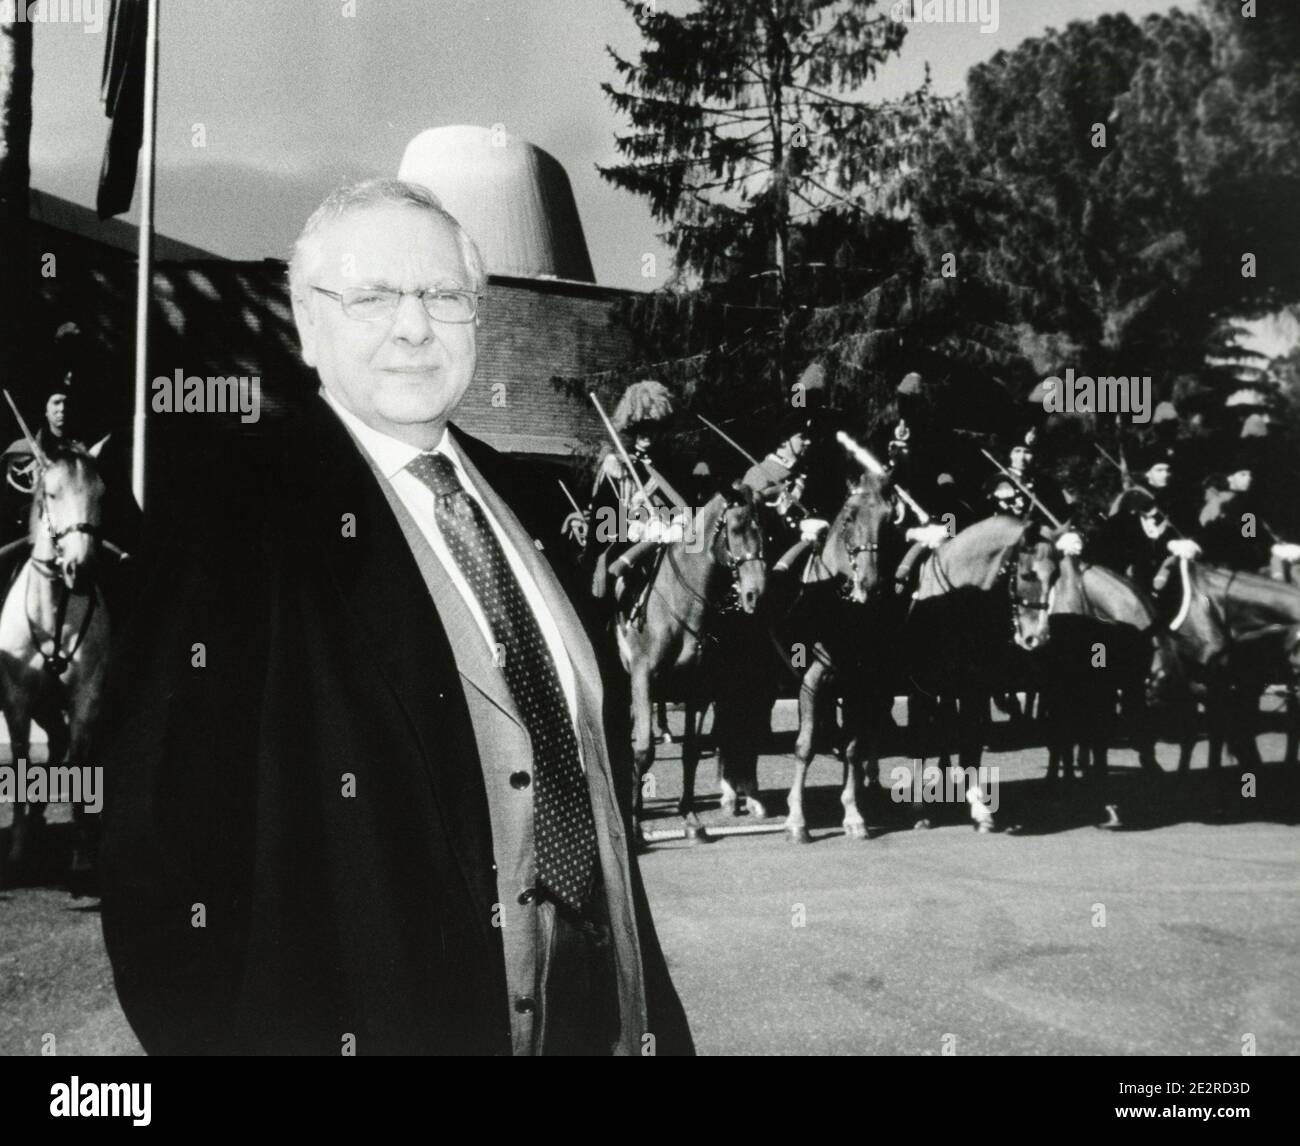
[1272,542,1300,563]
[799,517,830,541]
[640,516,684,544]
[1168,538,1202,560]
[1055,531,1083,556]
[905,524,948,550]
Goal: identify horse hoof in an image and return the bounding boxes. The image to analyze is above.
[787,825,812,844]
[683,824,709,844]
[974,819,995,834]
[912,818,932,831]
[1096,805,1123,831]
[844,823,869,841]
[745,798,768,820]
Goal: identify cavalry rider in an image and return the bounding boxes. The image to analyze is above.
[574,379,688,612]
[1087,444,1189,591]
[745,364,850,579]
[981,428,1069,526]
[1193,452,1278,573]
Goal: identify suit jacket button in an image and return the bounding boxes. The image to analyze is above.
[514,996,536,1015]
[509,771,531,790]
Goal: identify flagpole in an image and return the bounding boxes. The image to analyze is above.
[131,0,160,510]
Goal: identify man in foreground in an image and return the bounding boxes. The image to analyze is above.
[99,178,692,1056]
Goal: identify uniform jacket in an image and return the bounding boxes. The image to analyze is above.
[98,395,692,1056]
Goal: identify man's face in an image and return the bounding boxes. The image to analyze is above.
[46,394,67,432]
[292,204,478,448]
[1010,445,1032,472]
[1228,468,1253,493]
[1146,462,1171,489]
[1140,508,1168,540]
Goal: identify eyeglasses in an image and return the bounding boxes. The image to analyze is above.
[311,285,480,324]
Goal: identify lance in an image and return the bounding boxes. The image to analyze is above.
[1095,443,1131,487]
[980,448,1062,529]
[589,392,648,502]
[836,430,931,525]
[4,390,50,470]
[557,478,582,516]
[696,414,759,466]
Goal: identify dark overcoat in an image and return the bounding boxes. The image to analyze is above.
[98,396,692,1055]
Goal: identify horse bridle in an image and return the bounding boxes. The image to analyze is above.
[659,496,765,627]
[1004,540,1052,645]
[711,498,765,583]
[28,469,103,676]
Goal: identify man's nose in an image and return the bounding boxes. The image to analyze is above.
[389,293,435,344]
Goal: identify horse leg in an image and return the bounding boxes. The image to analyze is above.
[1287,684,1299,768]
[959,691,994,832]
[629,666,654,846]
[1206,688,1227,770]
[1227,686,1262,772]
[678,695,707,843]
[2,699,37,875]
[65,672,106,887]
[838,687,867,840]
[656,700,674,744]
[786,660,827,843]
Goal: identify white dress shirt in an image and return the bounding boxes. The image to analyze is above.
[323,390,578,722]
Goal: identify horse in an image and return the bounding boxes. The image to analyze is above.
[1,439,111,879]
[780,470,911,843]
[617,480,767,842]
[1149,558,1300,771]
[901,514,1061,831]
[1038,557,1165,823]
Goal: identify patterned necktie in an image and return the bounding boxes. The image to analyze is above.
[407,450,598,912]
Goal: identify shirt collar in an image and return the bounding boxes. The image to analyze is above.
[321,388,462,481]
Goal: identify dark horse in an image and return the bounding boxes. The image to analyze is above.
[1039,556,1165,822]
[1149,557,1300,771]
[619,481,767,842]
[901,515,1060,831]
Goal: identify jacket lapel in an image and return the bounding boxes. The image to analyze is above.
[451,428,606,717]
[282,399,499,941]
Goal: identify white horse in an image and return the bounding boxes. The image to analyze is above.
[1,436,111,878]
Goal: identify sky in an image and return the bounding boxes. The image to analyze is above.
[29,0,1188,291]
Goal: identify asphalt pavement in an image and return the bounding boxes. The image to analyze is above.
[2,699,1297,1056]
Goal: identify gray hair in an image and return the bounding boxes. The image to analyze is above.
[287,178,487,300]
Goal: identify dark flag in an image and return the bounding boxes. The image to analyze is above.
[96,0,147,219]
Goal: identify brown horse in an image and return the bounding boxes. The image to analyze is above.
[618,481,767,842]
[1,440,111,878]
[781,471,910,842]
[1150,558,1300,770]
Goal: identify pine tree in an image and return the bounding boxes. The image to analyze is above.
[600,0,939,394]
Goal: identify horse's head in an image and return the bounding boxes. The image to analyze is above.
[32,439,107,591]
[1008,529,1058,651]
[834,471,903,605]
[715,480,767,614]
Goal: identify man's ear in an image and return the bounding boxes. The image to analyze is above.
[290,290,319,368]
